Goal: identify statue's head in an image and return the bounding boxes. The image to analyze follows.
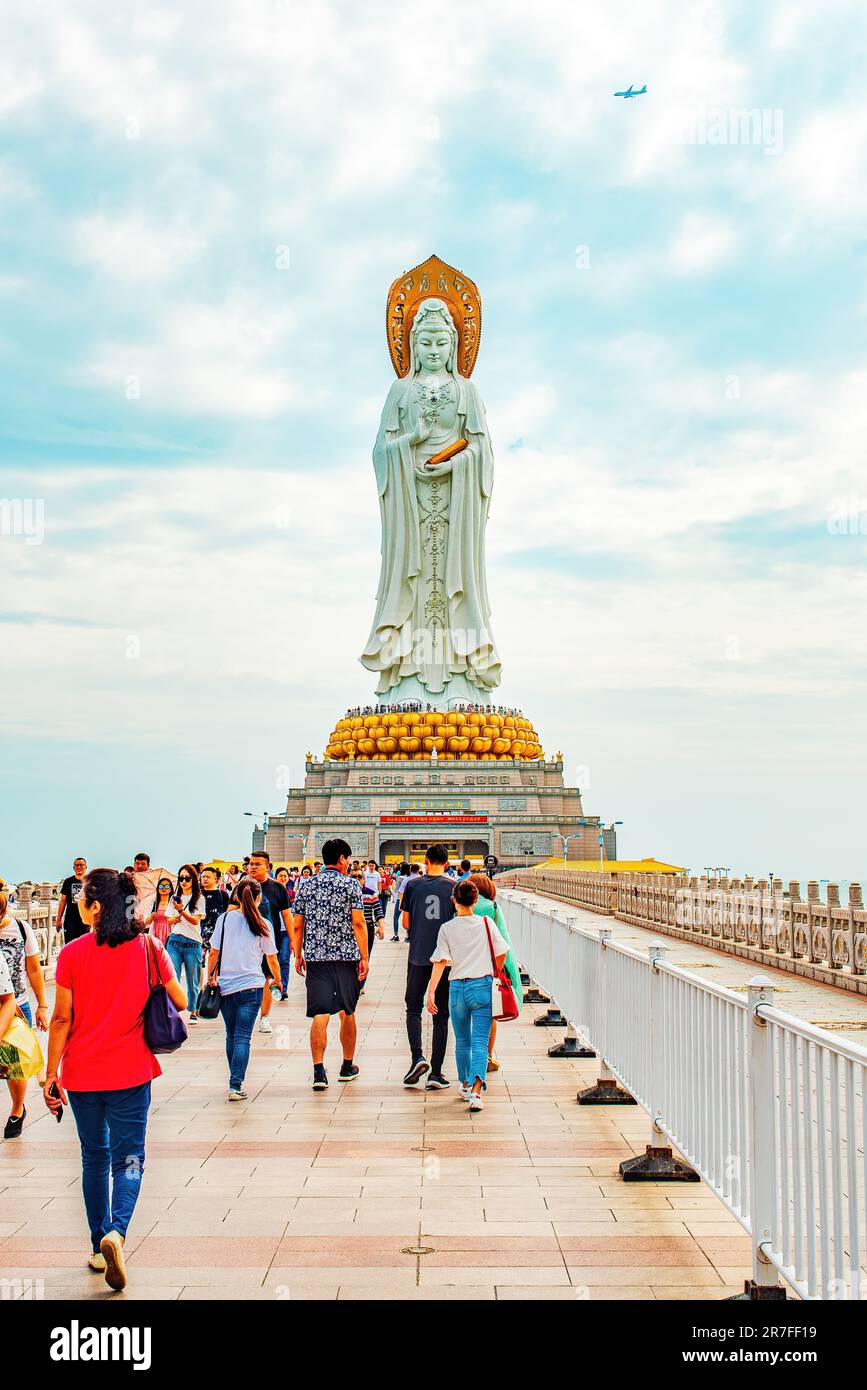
[410,298,458,375]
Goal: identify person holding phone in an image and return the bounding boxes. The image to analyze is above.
[43,868,187,1292]
[165,864,205,1023]
[144,877,174,947]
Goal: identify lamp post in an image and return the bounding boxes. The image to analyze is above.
[597,820,623,871]
[244,810,270,852]
[556,832,586,864]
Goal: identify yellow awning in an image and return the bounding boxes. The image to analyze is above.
[534,857,686,874]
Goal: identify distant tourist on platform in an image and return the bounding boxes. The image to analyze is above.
[165,865,205,1024]
[291,838,368,1091]
[57,857,88,944]
[43,867,187,1292]
[245,852,292,1029]
[427,878,508,1112]
[0,889,49,1138]
[401,844,454,1091]
[207,877,280,1101]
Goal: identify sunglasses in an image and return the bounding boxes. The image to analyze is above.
[179,874,192,882]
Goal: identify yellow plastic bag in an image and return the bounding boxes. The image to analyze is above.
[0,1009,45,1080]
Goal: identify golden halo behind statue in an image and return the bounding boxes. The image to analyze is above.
[386,253,482,380]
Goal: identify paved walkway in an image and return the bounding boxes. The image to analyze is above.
[0,936,757,1301]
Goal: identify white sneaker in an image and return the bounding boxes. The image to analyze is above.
[258,1017,273,1034]
[469,1093,485,1112]
[458,1084,471,1102]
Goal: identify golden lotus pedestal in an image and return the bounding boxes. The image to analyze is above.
[325,709,543,763]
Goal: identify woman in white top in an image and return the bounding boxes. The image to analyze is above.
[207,877,280,1100]
[427,879,507,1112]
[165,864,205,1023]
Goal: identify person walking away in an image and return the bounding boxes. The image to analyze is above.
[57,858,88,944]
[456,858,472,881]
[43,868,186,1292]
[274,867,295,997]
[427,878,508,1112]
[207,877,280,1100]
[400,844,454,1091]
[165,864,205,1023]
[357,874,384,993]
[0,891,49,1137]
[291,838,368,1090]
[378,864,392,918]
[390,862,410,941]
[144,876,174,946]
[467,873,523,1073]
[245,852,292,1031]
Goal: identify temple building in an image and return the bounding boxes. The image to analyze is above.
[261,708,615,868]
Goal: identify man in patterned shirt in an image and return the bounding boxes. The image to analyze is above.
[291,838,369,1091]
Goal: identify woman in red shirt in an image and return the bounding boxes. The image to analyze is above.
[43,868,187,1292]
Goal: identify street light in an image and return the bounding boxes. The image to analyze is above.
[244,810,270,839]
[596,820,623,871]
[556,832,586,864]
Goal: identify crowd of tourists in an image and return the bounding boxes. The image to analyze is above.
[0,842,523,1293]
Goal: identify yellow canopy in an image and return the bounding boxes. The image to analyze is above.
[535,857,686,874]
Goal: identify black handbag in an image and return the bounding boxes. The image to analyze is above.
[142,935,188,1054]
[197,914,225,1020]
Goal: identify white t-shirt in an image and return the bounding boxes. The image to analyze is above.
[0,917,39,1006]
[0,950,12,997]
[363,870,381,894]
[168,893,204,943]
[210,910,276,995]
[430,914,508,981]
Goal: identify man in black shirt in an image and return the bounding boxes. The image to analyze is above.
[57,857,88,943]
[400,843,454,1090]
[247,851,292,1034]
[200,866,229,950]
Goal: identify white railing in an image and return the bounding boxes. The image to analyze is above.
[501,887,867,1301]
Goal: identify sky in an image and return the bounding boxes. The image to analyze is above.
[2,0,866,884]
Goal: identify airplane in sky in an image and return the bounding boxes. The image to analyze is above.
[614,84,647,98]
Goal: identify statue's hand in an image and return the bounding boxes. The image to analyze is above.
[409,415,433,446]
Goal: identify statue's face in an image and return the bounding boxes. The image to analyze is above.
[415,326,452,372]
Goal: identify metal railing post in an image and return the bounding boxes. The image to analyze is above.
[620,942,698,1181]
[577,928,636,1105]
[729,975,787,1300]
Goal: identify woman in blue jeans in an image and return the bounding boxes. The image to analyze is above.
[427,878,508,1113]
[165,864,205,1024]
[207,877,280,1100]
[43,868,187,1292]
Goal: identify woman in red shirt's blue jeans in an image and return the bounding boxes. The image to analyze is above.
[43,868,187,1292]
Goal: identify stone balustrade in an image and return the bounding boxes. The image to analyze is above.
[497,869,867,995]
[10,882,63,976]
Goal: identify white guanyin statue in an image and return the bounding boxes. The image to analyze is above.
[360,257,502,706]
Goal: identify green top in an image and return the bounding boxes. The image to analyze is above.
[472,898,523,1008]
